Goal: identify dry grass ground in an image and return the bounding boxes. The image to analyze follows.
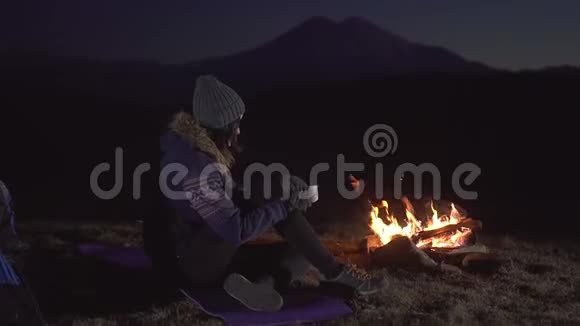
[12,221,580,326]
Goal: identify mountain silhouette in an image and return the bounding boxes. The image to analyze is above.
[190,16,492,82]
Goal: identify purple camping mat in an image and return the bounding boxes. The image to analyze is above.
[77,243,353,325]
[180,287,352,326]
[77,243,153,270]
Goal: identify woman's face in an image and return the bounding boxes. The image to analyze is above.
[227,114,242,147]
[236,114,243,135]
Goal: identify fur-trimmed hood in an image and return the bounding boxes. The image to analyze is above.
[168,111,235,168]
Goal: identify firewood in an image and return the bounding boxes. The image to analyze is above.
[439,263,463,274]
[370,236,438,271]
[462,253,501,274]
[360,234,382,254]
[428,244,489,256]
[412,218,482,242]
[423,244,489,266]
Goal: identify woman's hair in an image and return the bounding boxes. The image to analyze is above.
[205,119,243,154]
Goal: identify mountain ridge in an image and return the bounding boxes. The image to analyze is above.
[188,16,493,81]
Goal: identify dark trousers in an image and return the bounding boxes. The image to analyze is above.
[173,210,341,292]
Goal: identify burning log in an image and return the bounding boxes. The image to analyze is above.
[412,218,482,243]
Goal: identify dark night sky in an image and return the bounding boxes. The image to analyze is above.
[4,0,580,69]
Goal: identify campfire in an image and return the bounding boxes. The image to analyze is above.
[368,198,480,250]
[360,197,497,273]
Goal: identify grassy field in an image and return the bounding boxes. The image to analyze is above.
[11,221,580,325]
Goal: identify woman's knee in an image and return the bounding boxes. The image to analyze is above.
[274,209,308,232]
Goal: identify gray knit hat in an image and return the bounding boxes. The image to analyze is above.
[192,75,245,129]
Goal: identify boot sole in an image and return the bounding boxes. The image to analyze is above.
[223,273,284,312]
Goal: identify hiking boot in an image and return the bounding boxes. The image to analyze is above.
[223,273,284,312]
[325,264,388,295]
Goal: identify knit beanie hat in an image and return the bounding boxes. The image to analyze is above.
[192,75,245,129]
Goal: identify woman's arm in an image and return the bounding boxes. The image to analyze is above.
[182,170,289,245]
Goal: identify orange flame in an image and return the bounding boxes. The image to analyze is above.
[368,200,471,249]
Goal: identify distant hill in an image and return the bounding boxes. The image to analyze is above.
[189,16,493,84]
[9,16,580,97]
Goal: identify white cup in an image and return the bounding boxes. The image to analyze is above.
[306,185,319,203]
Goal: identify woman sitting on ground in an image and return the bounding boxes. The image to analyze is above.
[144,75,388,312]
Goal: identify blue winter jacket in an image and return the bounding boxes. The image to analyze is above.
[159,114,288,246]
